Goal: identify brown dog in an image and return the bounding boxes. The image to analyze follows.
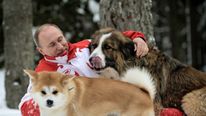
[24,70,155,116]
[89,28,206,115]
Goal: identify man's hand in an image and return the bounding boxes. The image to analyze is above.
[133,37,149,57]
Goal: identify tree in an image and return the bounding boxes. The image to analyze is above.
[0,0,4,68]
[3,0,34,108]
[168,0,187,63]
[99,0,155,44]
[190,0,205,69]
[32,0,99,43]
[152,0,206,70]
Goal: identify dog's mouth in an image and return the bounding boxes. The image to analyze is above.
[89,56,105,71]
[89,56,117,71]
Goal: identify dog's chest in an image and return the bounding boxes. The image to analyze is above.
[40,109,67,116]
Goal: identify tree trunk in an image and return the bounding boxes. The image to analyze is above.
[168,0,187,63]
[3,0,34,108]
[190,1,202,69]
[99,0,155,44]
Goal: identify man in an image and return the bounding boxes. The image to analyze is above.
[19,24,182,116]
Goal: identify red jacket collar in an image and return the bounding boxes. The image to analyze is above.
[44,43,76,63]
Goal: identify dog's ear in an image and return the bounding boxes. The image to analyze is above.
[61,75,75,87]
[23,69,38,81]
[120,41,136,59]
[92,27,115,38]
[88,42,97,54]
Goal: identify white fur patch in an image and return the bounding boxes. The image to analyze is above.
[121,67,156,100]
[90,33,112,67]
[32,86,66,109]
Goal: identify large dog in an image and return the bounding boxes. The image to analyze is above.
[24,69,155,116]
[89,28,206,115]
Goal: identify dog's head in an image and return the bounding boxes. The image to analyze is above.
[24,70,75,110]
[89,28,135,73]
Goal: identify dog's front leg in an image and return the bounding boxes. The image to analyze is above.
[97,67,121,80]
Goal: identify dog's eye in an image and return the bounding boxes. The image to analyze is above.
[41,90,46,95]
[52,90,58,95]
[104,45,112,50]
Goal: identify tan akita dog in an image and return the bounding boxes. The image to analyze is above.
[24,70,155,116]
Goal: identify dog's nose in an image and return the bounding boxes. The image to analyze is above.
[89,56,101,63]
[89,56,103,70]
[46,99,53,107]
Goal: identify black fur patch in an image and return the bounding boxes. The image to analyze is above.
[120,41,136,60]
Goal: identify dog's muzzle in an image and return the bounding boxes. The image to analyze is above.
[89,56,104,70]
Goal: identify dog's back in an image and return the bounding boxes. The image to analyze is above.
[69,77,155,116]
[140,48,206,108]
[128,46,206,115]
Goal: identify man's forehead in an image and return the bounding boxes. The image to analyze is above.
[38,26,62,43]
[39,26,61,36]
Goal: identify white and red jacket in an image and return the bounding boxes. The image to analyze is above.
[35,40,98,77]
[19,31,183,116]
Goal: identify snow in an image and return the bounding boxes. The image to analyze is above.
[88,0,100,22]
[0,69,21,116]
[77,7,85,15]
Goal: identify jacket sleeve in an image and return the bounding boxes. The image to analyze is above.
[19,80,40,116]
[20,99,40,116]
[160,108,183,116]
[122,30,146,41]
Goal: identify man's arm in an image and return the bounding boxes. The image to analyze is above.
[122,30,149,57]
[122,30,146,41]
[19,80,40,116]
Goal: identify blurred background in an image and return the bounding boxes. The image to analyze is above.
[0,0,205,109]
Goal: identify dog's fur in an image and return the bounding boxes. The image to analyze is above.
[24,70,155,116]
[89,28,206,115]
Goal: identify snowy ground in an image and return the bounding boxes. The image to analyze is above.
[0,69,21,116]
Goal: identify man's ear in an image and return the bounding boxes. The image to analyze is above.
[120,41,136,59]
[36,47,45,56]
[23,69,38,82]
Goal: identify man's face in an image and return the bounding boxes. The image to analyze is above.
[37,26,68,57]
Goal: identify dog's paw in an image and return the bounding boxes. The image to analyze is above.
[182,87,206,116]
[98,67,120,80]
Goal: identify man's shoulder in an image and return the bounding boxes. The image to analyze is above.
[35,58,58,72]
[71,39,90,48]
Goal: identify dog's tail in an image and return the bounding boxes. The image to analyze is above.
[121,67,156,100]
